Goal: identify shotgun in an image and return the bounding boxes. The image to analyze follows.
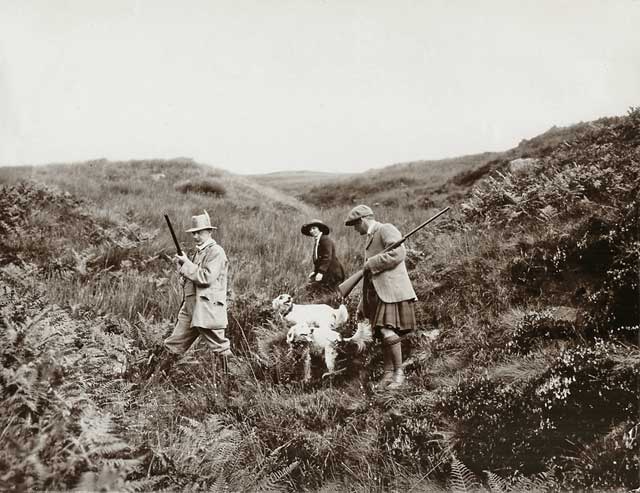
[164,214,182,256]
[338,206,450,298]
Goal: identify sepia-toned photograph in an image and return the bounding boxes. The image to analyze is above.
[0,1,638,491]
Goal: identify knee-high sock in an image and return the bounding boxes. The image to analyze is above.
[388,338,402,370]
[381,330,402,370]
[382,344,393,373]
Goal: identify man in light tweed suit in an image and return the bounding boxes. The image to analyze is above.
[164,210,232,358]
[345,204,417,390]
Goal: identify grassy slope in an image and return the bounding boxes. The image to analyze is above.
[249,119,604,210]
[0,110,638,491]
[246,170,353,197]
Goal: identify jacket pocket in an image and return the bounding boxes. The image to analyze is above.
[199,287,226,305]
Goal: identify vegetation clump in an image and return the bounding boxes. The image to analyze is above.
[175,178,227,197]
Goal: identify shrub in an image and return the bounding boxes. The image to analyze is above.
[175,178,227,196]
[437,340,639,487]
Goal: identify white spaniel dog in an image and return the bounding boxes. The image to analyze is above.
[272,293,346,328]
[272,293,373,381]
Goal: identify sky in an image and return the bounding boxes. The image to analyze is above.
[1,1,639,175]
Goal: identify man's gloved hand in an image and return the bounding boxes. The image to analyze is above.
[314,273,323,282]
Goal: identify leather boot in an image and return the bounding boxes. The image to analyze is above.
[386,369,405,390]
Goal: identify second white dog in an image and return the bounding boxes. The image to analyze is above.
[287,318,373,382]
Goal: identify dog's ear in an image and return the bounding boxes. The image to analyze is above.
[330,305,349,328]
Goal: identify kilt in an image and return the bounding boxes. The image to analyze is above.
[362,271,416,336]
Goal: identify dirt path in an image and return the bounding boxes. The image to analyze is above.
[228,175,318,217]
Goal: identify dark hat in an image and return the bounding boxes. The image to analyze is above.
[344,204,374,226]
[301,219,330,236]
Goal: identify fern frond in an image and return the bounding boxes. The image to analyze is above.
[255,460,299,492]
[449,455,482,493]
[89,440,131,459]
[122,474,169,493]
[100,457,143,472]
[511,471,555,492]
[484,470,508,492]
[211,469,230,493]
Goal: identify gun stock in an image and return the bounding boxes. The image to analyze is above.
[338,269,364,298]
[339,206,450,299]
[164,214,182,256]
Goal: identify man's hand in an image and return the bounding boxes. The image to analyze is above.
[175,253,189,266]
[308,271,315,279]
[314,273,323,282]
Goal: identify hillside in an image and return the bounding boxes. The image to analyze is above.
[249,119,606,210]
[246,170,352,197]
[0,108,638,491]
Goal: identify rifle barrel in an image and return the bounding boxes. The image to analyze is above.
[164,214,182,256]
[385,206,450,252]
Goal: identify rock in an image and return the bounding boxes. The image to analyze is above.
[509,158,539,175]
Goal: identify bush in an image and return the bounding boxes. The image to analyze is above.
[175,178,227,197]
[437,341,639,487]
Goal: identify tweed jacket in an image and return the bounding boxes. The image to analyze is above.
[362,222,417,303]
[312,234,345,287]
[179,241,229,329]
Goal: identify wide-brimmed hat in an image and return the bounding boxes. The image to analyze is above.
[301,219,330,236]
[185,210,218,232]
[344,204,374,226]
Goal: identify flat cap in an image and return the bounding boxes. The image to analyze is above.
[344,204,374,226]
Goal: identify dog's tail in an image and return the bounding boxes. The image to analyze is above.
[332,304,349,327]
[344,320,373,352]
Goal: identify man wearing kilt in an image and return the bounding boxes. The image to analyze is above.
[345,205,417,390]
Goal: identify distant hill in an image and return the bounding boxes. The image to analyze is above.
[247,169,352,197]
[248,119,606,209]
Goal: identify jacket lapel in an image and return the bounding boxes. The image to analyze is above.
[365,223,379,250]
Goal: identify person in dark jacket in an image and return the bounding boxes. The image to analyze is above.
[301,219,345,304]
